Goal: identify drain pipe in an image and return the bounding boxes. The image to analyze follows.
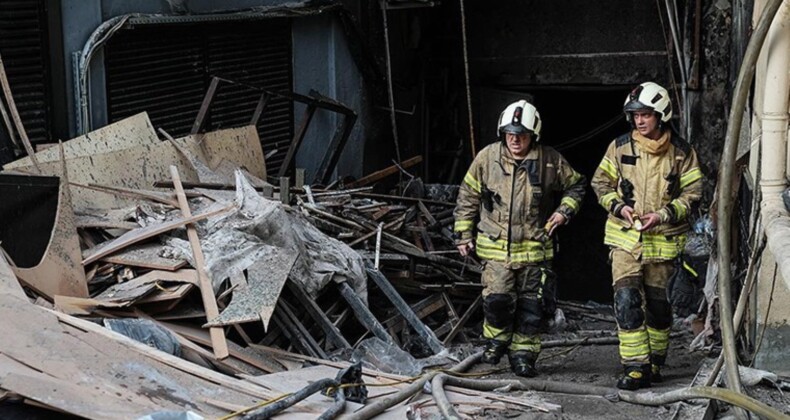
[761,0,790,290]
[717,0,784,398]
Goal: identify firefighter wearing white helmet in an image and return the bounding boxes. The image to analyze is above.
[454,99,585,377]
[592,82,703,390]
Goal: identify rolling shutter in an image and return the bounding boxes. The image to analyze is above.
[105,19,293,176]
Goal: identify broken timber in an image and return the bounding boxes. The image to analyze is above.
[170,165,229,360]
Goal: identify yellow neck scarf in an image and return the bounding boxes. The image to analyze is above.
[632,129,671,155]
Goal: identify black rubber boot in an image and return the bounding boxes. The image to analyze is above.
[650,364,664,383]
[481,340,509,365]
[650,354,666,383]
[509,352,539,378]
[616,365,651,390]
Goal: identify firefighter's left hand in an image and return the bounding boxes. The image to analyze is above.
[638,212,661,231]
[546,212,567,236]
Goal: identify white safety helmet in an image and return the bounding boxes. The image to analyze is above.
[623,82,672,126]
[497,100,542,141]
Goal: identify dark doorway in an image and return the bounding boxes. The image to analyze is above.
[530,86,633,303]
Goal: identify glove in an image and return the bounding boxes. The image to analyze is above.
[667,258,700,317]
[538,267,558,316]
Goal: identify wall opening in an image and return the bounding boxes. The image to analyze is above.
[530,86,633,303]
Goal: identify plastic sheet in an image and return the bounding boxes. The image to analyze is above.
[104,318,181,357]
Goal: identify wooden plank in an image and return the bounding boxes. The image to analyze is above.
[278,104,317,178]
[100,243,187,271]
[3,112,157,170]
[367,268,444,354]
[82,204,233,265]
[345,155,422,188]
[159,321,286,375]
[8,126,264,212]
[191,77,220,135]
[135,283,193,305]
[44,300,272,401]
[0,53,39,172]
[94,269,197,303]
[2,371,160,418]
[0,252,25,298]
[279,300,327,359]
[286,280,351,350]
[170,166,229,360]
[443,295,482,345]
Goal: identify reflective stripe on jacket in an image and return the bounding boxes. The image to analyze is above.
[591,130,703,261]
[454,142,586,264]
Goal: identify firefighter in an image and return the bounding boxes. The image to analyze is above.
[591,82,702,390]
[454,100,586,377]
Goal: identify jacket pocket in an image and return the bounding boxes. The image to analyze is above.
[477,218,502,241]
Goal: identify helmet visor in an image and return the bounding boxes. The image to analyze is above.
[623,99,652,113]
[501,123,529,135]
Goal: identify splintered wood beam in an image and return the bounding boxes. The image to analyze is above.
[367,268,444,354]
[443,295,482,345]
[170,165,229,360]
[337,281,395,346]
[279,300,327,359]
[344,156,422,189]
[286,280,351,350]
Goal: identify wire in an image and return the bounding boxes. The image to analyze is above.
[217,393,290,420]
[554,114,624,152]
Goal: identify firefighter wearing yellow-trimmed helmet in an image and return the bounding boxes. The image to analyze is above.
[623,82,672,129]
[497,100,542,141]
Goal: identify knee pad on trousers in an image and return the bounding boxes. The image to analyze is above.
[514,297,542,335]
[614,287,644,330]
[483,293,516,328]
[645,286,672,330]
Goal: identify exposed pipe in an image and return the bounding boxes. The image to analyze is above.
[716,0,785,400]
[430,375,789,419]
[761,0,790,292]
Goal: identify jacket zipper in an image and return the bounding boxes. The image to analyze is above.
[507,162,518,258]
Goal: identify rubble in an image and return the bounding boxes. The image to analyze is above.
[0,109,786,419]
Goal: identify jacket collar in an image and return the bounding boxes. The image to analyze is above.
[499,142,540,166]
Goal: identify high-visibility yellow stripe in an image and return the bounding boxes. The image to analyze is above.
[561,196,580,212]
[565,171,583,188]
[670,200,687,220]
[599,191,620,209]
[511,333,541,353]
[476,235,554,263]
[619,330,650,359]
[642,233,686,260]
[604,219,686,259]
[454,219,474,232]
[476,235,553,252]
[683,261,698,277]
[483,322,512,341]
[598,156,618,180]
[603,219,641,251]
[464,172,482,193]
[679,168,702,189]
[647,327,670,354]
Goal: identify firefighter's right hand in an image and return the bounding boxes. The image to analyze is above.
[620,205,635,226]
[457,241,475,257]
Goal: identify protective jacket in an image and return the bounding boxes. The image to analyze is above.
[454,142,586,264]
[591,130,702,261]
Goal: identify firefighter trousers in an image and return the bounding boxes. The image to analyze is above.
[481,260,555,355]
[610,248,673,366]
